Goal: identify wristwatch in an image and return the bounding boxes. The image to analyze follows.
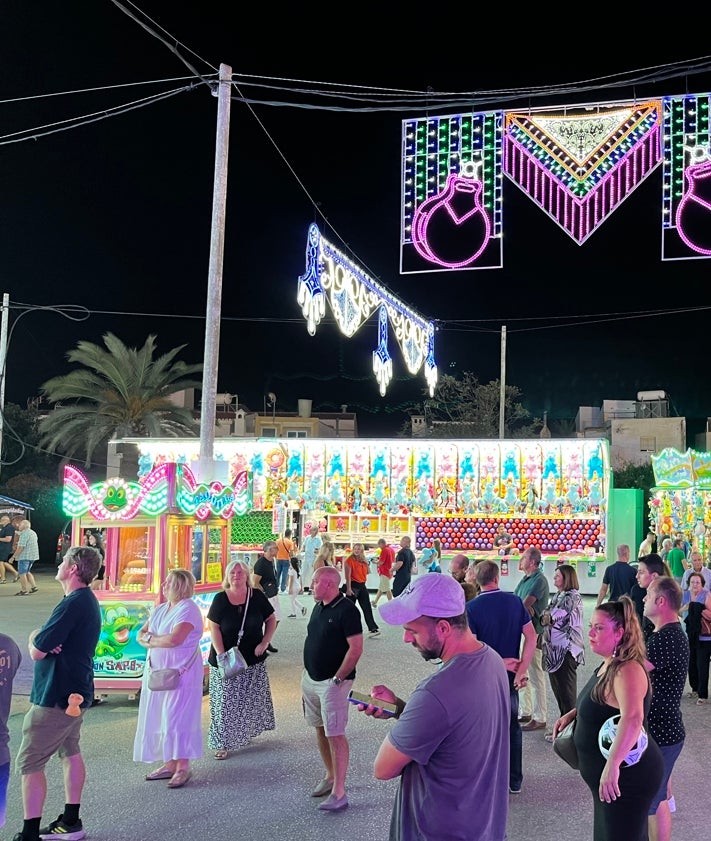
[332,676,343,686]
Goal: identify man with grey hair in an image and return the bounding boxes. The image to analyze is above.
[252,540,280,653]
[681,550,711,590]
[514,546,550,731]
[11,545,101,841]
[14,520,40,596]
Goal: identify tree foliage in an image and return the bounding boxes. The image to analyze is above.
[38,333,203,467]
[402,373,542,439]
[0,402,58,483]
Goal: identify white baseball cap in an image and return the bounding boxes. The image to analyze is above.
[379,574,465,625]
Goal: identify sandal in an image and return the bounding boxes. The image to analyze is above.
[214,749,229,760]
[145,766,174,781]
[167,769,192,788]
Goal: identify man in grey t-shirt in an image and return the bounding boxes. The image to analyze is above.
[357,575,510,841]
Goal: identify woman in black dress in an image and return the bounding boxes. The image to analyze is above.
[552,597,663,841]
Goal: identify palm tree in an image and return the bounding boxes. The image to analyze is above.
[38,333,203,467]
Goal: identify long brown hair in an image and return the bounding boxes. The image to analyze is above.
[591,596,648,704]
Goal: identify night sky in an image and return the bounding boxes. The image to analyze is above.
[2,3,711,439]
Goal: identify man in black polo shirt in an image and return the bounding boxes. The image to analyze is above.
[302,565,363,812]
[252,540,280,652]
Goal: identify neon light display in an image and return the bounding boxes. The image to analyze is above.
[503,102,662,244]
[297,223,437,396]
[63,463,238,521]
[175,463,236,520]
[401,111,503,273]
[411,165,492,268]
[662,93,711,259]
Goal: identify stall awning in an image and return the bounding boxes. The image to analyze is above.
[0,494,35,515]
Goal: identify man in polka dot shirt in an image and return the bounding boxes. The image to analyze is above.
[643,576,688,841]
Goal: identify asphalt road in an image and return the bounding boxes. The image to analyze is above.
[1,566,707,841]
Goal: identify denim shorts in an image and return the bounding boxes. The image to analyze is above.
[17,559,36,575]
[649,740,684,814]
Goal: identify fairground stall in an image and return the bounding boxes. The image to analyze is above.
[128,436,614,594]
[649,447,711,556]
[62,462,248,698]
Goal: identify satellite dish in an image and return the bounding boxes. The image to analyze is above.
[267,392,276,405]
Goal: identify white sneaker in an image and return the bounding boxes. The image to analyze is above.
[668,796,676,813]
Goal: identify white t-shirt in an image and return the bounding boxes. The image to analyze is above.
[287,566,302,595]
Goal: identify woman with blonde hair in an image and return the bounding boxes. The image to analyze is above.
[312,536,335,571]
[207,560,276,760]
[552,597,663,841]
[134,569,203,788]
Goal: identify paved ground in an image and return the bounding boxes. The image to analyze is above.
[1,566,707,841]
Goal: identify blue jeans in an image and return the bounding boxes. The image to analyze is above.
[509,673,523,790]
[276,560,290,593]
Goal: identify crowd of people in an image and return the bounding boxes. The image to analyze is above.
[3,526,708,841]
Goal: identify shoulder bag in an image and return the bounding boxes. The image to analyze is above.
[216,587,250,679]
[147,646,200,692]
[552,718,579,770]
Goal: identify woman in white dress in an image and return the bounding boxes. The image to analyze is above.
[133,568,204,788]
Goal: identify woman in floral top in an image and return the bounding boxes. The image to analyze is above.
[541,563,585,739]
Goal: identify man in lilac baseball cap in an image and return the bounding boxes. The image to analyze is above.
[357,572,510,841]
[378,572,465,629]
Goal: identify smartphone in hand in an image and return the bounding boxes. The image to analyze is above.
[348,689,398,717]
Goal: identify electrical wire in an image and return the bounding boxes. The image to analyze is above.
[0,84,197,146]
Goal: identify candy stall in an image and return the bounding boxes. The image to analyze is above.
[62,462,248,697]
[130,436,613,593]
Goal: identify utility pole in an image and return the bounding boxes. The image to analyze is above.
[499,325,506,439]
[0,293,8,478]
[198,63,232,481]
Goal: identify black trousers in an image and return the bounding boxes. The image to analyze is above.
[347,582,378,633]
[696,638,711,699]
[548,650,578,715]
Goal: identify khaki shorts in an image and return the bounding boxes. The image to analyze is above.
[301,670,352,737]
[16,705,84,775]
[379,574,392,591]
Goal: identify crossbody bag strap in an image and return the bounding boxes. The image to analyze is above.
[236,587,251,645]
[178,646,200,675]
[148,645,200,673]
